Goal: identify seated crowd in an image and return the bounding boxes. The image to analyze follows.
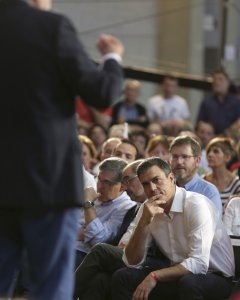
[17,71,240,299]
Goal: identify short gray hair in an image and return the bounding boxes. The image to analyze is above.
[99,157,128,182]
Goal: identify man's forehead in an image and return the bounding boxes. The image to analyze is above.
[139,165,165,179]
[122,168,134,179]
[171,144,193,154]
[116,143,135,153]
[99,170,114,179]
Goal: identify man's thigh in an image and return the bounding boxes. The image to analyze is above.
[23,208,79,300]
[178,273,234,300]
[74,243,124,298]
[111,267,178,300]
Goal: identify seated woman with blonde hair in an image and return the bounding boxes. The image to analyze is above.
[204,137,240,208]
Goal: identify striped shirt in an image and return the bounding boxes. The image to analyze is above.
[220,176,240,207]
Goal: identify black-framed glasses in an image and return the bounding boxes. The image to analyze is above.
[122,175,138,186]
[170,155,196,161]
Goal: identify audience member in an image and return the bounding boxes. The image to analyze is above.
[223,194,240,236]
[111,80,148,127]
[147,76,190,135]
[88,124,108,155]
[75,96,112,131]
[169,136,222,214]
[78,135,97,173]
[146,123,163,138]
[195,121,215,174]
[112,157,234,300]
[146,135,171,162]
[109,124,126,139]
[75,157,135,266]
[204,137,240,207]
[92,137,121,176]
[129,129,149,158]
[113,139,139,163]
[197,70,240,134]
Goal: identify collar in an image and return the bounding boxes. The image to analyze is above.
[97,191,128,206]
[169,186,185,214]
[184,173,200,190]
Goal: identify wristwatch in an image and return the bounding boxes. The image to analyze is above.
[83,200,94,209]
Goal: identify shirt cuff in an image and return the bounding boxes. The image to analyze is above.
[102,53,122,64]
[122,248,145,269]
[84,217,104,242]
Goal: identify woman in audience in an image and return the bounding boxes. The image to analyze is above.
[204,137,240,208]
[88,124,108,156]
[223,194,240,235]
[78,135,97,173]
[146,135,172,162]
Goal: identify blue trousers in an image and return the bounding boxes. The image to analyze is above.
[0,208,79,300]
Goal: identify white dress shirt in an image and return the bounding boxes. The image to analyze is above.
[223,196,240,236]
[123,187,234,277]
[147,94,189,123]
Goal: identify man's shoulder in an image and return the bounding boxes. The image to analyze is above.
[172,94,187,104]
[18,2,70,29]
[148,95,164,104]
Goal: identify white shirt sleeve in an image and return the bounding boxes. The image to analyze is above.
[102,53,122,64]
[180,200,217,274]
[223,197,240,236]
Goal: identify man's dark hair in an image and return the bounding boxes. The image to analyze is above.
[115,138,140,159]
[137,157,172,178]
[162,75,178,84]
[213,69,230,81]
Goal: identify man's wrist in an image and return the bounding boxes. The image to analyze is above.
[150,272,158,283]
[83,200,94,209]
[102,53,122,63]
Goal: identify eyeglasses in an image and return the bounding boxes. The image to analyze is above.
[170,155,196,161]
[97,177,120,186]
[122,175,138,186]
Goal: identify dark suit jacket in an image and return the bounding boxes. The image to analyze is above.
[0,0,123,210]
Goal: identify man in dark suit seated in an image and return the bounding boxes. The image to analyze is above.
[0,0,124,299]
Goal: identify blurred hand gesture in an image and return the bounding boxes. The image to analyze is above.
[96,34,124,57]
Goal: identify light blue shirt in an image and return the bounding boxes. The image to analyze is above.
[76,191,135,253]
[184,174,222,215]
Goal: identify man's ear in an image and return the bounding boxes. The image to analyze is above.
[168,172,175,184]
[120,183,125,192]
[195,155,201,167]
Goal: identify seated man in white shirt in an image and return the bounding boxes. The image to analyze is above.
[147,76,190,135]
[112,157,234,300]
[75,157,136,266]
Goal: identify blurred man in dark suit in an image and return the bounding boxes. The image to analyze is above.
[0,0,124,299]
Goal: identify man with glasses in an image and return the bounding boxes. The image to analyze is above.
[112,157,234,300]
[75,157,135,266]
[170,136,222,214]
